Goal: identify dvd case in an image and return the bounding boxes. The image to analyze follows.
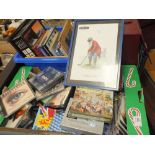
[28,66,64,93]
[0,80,35,117]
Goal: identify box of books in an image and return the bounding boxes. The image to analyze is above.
[122,65,150,135]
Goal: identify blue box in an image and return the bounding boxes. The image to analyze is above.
[13,53,68,72]
[13,26,69,72]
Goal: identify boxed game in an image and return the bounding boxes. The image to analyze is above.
[68,87,113,122]
[60,99,104,135]
[122,65,150,135]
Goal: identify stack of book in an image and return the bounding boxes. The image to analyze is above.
[60,87,114,135]
[9,19,71,57]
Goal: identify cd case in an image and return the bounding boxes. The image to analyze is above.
[28,66,64,93]
[35,81,65,101]
[0,80,35,117]
[32,106,55,131]
[42,87,73,109]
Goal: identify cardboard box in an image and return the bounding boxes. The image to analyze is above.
[122,20,143,65]
[0,41,16,54]
[123,65,150,135]
[8,66,32,89]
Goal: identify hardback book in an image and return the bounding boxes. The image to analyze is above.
[57,20,73,55]
[69,87,114,122]
[37,28,55,56]
[42,28,60,56]
[28,66,64,93]
[0,80,35,117]
[60,99,104,135]
[32,30,48,56]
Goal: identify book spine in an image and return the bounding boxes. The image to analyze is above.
[54,49,64,56]
[12,37,36,57]
[58,47,67,56]
[32,46,44,56]
[45,45,55,56]
[58,45,68,56]
[37,46,48,56]
[43,45,53,56]
[40,46,51,56]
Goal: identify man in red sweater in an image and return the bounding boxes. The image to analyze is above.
[87,37,101,66]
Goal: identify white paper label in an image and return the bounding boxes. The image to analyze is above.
[133,116,142,127]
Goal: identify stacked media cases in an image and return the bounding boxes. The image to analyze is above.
[28,66,64,93]
[0,66,74,130]
[9,19,70,57]
[60,87,114,135]
[0,19,137,135]
[0,65,116,134]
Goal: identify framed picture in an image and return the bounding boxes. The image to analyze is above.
[65,20,124,90]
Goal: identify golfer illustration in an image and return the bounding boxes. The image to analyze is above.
[87,37,101,66]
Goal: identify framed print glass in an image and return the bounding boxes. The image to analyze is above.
[65,20,124,91]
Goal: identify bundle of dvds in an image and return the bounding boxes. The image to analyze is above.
[28,66,64,93]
